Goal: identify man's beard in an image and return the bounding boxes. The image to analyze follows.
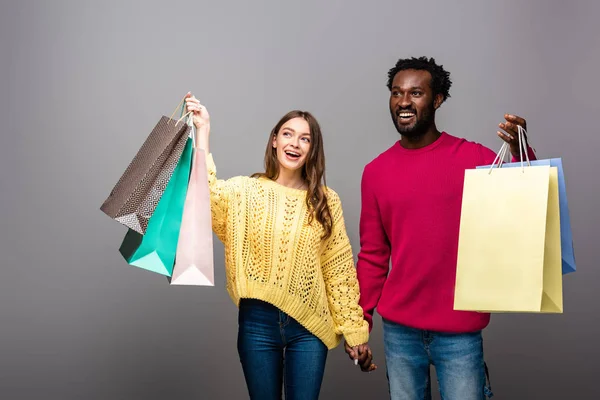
[391,103,435,139]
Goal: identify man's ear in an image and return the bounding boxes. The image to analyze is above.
[434,94,444,110]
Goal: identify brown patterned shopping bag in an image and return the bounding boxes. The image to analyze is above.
[100,98,192,234]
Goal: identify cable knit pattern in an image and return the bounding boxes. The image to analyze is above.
[206,153,369,349]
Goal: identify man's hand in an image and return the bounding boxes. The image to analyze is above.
[498,114,528,159]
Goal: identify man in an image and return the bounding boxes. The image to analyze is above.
[344,56,536,399]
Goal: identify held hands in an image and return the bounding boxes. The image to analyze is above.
[344,341,377,372]
[184,92,210,131]
[497,114,528,159]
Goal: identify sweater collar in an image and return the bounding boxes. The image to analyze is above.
[258,176,308,196]
[394,131,449,154]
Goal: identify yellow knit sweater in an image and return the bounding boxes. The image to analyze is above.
[206,153,369,349]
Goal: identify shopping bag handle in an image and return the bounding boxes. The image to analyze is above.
[166,95,193,126]
[177,108,197,148]
[166,94,204,150]
[178,106,198,149]
[488,125,531,174]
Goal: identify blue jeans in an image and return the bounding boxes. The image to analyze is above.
[383,319,493,400]
[237,299,328,400]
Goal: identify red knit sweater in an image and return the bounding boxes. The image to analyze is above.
[357,131,537,333]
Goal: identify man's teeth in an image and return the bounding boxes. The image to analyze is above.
[398,112,415,118]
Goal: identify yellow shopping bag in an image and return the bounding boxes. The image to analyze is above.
[454,128,563,313]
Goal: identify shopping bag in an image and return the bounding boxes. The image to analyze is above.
[477,158,575,274]
[118,124,194,276]
[100,98,191,234]
[454,128,563,313]
[169,141,215,286]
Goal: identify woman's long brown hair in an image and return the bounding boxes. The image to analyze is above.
[252,110,333,240]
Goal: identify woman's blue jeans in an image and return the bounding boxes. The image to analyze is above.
[237,298,328,400]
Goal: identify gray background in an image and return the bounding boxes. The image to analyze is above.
[2,0,599,399]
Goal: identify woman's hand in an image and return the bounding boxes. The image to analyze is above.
[344,341,378,372]
[184,92,210,152]
[184,92,210,131]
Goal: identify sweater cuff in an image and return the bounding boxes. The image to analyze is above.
[206,152,215,167]
[510,145,537,162]
[205,152,218,175]
[343,327,370,347]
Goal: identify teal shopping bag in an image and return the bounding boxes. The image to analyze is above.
[119,136,193,276]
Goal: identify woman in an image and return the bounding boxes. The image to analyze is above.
[184,92,375,399]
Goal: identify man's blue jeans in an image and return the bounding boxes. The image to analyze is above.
[383,318,493,399]
[237,298,328,400]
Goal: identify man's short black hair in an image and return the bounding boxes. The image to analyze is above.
[386,56,452,102]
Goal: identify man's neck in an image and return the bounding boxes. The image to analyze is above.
[400,125,442,149]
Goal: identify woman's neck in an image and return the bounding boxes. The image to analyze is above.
[275,169,306,190]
